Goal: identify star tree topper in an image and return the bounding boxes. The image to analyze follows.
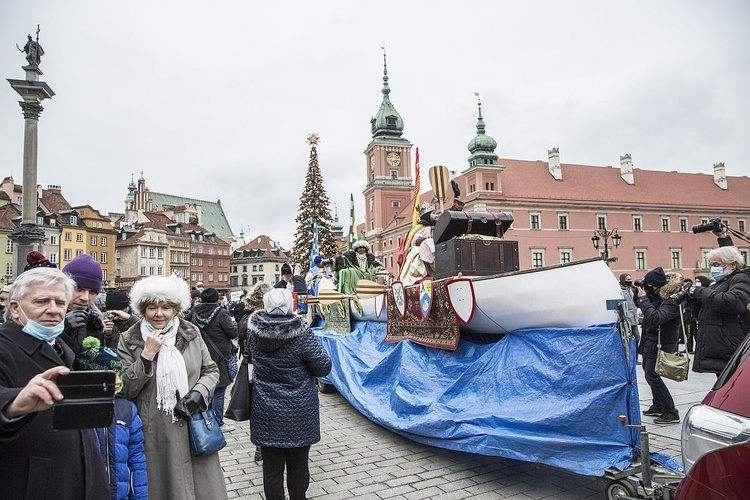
[307,133,320,146]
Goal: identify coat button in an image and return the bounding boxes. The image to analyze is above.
[179,422,184,427]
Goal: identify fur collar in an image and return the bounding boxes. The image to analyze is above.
[658,272,684,299]
[121,317,199,351]
[248,311,307,340]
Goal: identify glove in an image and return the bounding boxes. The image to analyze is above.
[65,310,88,329]
[173,390,204,420]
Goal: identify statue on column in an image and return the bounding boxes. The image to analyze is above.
[17,27,44,67]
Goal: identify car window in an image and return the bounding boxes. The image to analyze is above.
[713,334,750,391]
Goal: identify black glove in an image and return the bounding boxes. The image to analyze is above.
[65,310,88,329]
[173,390,204,420]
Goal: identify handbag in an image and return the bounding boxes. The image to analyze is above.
[655,307,690,382]
[224,359,252,422]
[188,410,227,457]
[202,330,239,380]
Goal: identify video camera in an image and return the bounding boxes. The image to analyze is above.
[692,218,723,234]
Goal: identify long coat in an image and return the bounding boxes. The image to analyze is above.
[636,274,683,357]
[692,269,750,373]
[186,303,238,388]
[247,311,331,447]
[0,322,110,499]
[118,318,227,500]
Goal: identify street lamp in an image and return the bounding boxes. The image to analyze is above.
[591,228,621,263]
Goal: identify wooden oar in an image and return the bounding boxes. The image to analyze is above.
[356,279,389,299]
[428,165,450,212]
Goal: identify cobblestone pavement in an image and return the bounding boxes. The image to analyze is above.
[220,357,715,499]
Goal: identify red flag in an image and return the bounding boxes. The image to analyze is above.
[412,148,421,227]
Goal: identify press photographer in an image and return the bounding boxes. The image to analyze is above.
[679,246,750,376]
[57,255,107,354]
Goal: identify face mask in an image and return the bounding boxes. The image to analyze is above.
[19,306,65,341]
[144,319,175,333]
[710,266,725,280]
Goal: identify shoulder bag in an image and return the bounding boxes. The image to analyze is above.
[188,409,227,457]
[202,323,239,380]
[224,358,252,421]
[655,306,690,382]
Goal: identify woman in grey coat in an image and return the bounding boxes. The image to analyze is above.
[248,288,332,500]
[118,276,228,500]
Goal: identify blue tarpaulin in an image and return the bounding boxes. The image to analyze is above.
[316,320,644,477]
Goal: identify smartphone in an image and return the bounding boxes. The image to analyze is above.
[52,370,117,430]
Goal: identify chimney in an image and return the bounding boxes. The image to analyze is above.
[713,162,727,190]
[548,148,562,180]
[620,154,634,185]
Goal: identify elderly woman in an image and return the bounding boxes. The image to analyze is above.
[118,276,227,499]
[248,288,331,500]
[690,246,750,375]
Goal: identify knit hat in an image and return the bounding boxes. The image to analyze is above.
[191,288,201,299]
[643,266,668,288]
[62,254,103,293]
[280,263,292,276]
[313,255,326,266]
[200,287,219,304]
[105,289,130,311]
[263,288,294,316]
[75,336,123,372]
[24,251,57,272]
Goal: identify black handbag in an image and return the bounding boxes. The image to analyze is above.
[202,330,239,380]
[225,359,252,421]
[188,410,227,457]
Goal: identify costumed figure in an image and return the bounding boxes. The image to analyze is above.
[305,255,333,296]
[333,239,384,295]
[397,203,440,286]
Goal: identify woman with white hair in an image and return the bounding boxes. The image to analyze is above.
[689,246,750,375]
[118,276,227,499]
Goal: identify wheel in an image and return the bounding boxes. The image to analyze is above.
[316,379,335,393]
[605,479,638,500]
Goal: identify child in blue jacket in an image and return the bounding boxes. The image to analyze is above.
[77,337,148,499]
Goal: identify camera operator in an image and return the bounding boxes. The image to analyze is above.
[635,267,683,424]
[677,246,750,376]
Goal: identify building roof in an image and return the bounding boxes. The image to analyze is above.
[235,234,289,259]
[0,204,21,231]
[149,192,233,238]
[39,188,72,214]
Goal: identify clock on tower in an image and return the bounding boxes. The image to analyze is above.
[386,152,401,167]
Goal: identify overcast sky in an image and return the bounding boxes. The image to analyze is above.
[2,1,748,249]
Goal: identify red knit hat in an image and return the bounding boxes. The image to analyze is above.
[24,251,57,272]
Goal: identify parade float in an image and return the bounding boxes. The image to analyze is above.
[310,208,660,479]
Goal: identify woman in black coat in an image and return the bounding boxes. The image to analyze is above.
[691,246,750,375]
[247,288,331,500]
[186,287,238,428]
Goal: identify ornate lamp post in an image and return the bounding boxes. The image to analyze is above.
[591,228,621,264]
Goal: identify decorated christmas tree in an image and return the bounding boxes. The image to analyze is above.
[290,133,338,265]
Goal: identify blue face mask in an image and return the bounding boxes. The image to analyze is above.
[710,266,725,281]
[19,306,65,341]
[144,319,175,333]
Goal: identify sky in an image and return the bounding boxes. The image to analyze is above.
[1,1,748,250]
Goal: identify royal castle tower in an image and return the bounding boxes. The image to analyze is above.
[363,51,413,253]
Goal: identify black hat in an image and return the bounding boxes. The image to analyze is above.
[200,287,220,303]
[644,267,667,288]
[105,290,130,311]
[281,263,292,275]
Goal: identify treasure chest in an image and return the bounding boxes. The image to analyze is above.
[433,211,514,244]
[434,239,519,280]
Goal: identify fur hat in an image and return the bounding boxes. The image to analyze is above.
[200,287,220,304]
[62,254,103,293]
[75,336,123,372]
[643,266,667,288]
[24,251,57,272]
[352,239,371,252]
[105,289,130,311]
[263,288,294,316]
[130,275,191,314]
[246,282,272,311]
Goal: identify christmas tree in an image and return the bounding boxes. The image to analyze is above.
[290,133,338,265]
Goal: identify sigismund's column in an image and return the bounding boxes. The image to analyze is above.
[7,27,55,279]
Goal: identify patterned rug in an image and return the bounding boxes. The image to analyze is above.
[385,280,460,350]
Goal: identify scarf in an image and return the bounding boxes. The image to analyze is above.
[140,319,189,420]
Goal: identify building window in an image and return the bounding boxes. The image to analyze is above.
[37,216,44,225]
[101,236,107,246]
[530,213,540,230]
[101,253,107,264]
[531,250,545,269]
[371,220,375,230]
[158,267,163,276]
[739,220,746,233]
[149,266,155,275]
[64,249,72,260]
[76,249,83,256]
[5,263,12,276]
[740,250,748,266]
[102,269,107,281]
[558,214,568,230]
[5,240,12,253]
[90,236,97,246]
[470,184,475,193]
[259,264,264,271]
[208,273,214,282]
[390,170,398,179]
[90,251,97,261]
[208,259,213,267]
[48,252,58,264]
[252,265,257,272]
[158,248,164,258]
[701,248,711,269]
[76,233,83,242]
[679,218,687,232]
[661,217,670,232]
[633,216,642,232]
[485,182,495,190]
[559,249,572,264]
[50,234,58,245]
[597,215,607,231]
[70,215,77,225]
[391,200,400,208]
[635,250,646,271]
[671,249,682,269]
[149,248,156,258]
[389,255,394,268]
[141,266,147,276]
[65,232,71,241]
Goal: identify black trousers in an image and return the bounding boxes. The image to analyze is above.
[262,445,311,500]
